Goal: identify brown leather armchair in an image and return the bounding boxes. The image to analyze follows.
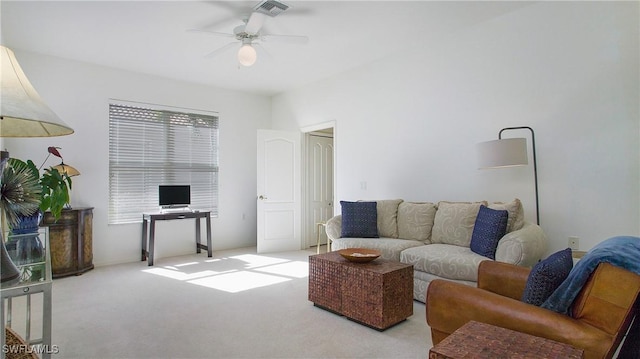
[426,260,640,359]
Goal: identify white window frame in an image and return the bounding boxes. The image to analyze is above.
[108,100,219,224]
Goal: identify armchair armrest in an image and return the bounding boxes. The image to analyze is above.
[477,261,530,301]
[325,215,342,242]
[426,279,611,357]
[496,221,547,267]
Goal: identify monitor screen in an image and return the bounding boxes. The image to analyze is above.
[159,185,191,207]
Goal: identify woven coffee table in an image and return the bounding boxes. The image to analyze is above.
[308,251,413,330]
[429,321,584,358]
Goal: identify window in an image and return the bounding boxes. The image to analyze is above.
[108,101,219,224]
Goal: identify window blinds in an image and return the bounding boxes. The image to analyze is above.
[108,102,219,224]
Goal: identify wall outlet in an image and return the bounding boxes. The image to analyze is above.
[568,236,579,250]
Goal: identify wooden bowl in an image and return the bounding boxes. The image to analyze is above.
[338,248,381,263]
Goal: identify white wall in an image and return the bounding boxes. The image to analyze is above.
[272,2,639,254]
[5,51,271,266]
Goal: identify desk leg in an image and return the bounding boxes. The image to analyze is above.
[148,219,156,266]
[141,218,148,261]
[195,216,202,254]
[206,215,212,257]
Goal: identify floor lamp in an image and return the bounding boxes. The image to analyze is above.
[1,45,75,283]
[476,126,539,225]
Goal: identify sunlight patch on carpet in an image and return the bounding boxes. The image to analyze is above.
[173,261,199,267]
[142,253,308,293]
[229,254,289,268]
[142,267,232,280]
[254,261,308,278]
[188,271,290,293]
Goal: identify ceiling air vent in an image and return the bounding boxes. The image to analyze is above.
[253,0,289,17]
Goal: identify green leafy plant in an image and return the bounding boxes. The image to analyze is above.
[0,159,41,228]
[7,158,72,221]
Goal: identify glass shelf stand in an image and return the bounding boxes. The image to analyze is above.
[1,228,52,359]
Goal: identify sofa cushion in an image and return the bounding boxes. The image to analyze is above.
[521,248,573,306]
[489,198,525,233]
[470,205,509,259]
[432,201,487,247]
[397,202,436,243]
[331,237,424,262]
[340,201,379,238]
[375,199,403,238]
[401,244,489,282]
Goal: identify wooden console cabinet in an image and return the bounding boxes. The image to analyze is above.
[41,207,94,278]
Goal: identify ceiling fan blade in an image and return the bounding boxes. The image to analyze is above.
[187,29,235,38]
[204,42,238,59]
[253,43,273,61]
[244,11,266,34]
[261,34,309,44]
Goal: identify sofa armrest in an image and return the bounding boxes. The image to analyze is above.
[495,221,547,267]
[426,279,611,356]
[477,261,530,300]
[325,215,342,242]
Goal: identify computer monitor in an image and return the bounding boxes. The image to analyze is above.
[158,185,190,208]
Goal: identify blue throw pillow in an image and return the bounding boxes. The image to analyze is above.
[470,205,508,259]
[340,201,379,238]
[522,248,573,306]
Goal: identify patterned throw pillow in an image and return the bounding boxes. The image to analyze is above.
[470,205,509,259]
[340,201,379,238]
[521,248,573,306]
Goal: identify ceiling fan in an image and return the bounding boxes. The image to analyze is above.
[189,0,308,67]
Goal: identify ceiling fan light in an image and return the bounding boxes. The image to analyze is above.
[238,44,257,67]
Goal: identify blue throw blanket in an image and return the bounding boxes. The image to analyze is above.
[541,236,640,315]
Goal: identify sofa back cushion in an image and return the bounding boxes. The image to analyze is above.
[489,198,525,233]
[432,201,487,247]
[374,199,403,238]
[397,202,437,243]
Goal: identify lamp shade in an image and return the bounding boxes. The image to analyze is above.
[1,46,74,137]
[51,163,80,177]
[477,138,528,169]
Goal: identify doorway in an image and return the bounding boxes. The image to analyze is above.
[302,123,335,252]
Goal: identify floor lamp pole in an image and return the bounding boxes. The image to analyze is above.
[498,126,539,226]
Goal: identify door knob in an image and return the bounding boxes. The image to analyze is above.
[259,195,267,200]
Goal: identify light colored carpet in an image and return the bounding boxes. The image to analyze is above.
[15,246,433,358]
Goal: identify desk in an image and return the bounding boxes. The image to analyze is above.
[141,211,212,266]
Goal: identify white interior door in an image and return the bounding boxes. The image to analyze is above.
[257,129,301,253]
[306,134,333,249]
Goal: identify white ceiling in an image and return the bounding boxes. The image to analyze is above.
[0,1,533,96]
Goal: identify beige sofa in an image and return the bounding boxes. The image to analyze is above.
[326,199,547,302]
